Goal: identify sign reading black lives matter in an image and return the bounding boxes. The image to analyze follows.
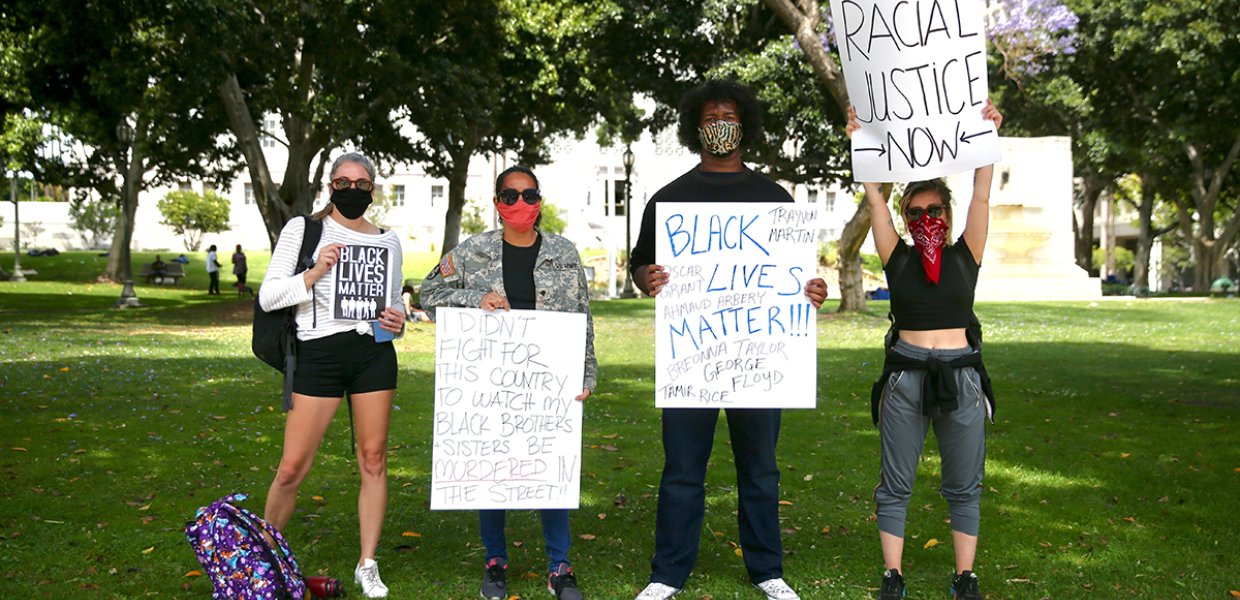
[431,308,586,510]
[331,245,391,321]
[829,0,1000,181]
[654,203,818,409]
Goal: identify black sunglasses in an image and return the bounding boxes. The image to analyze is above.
[331,176,375,192]
[905,205,946,220]
[496,188,541,206]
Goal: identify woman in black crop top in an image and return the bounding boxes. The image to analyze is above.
[846,100,1002,600]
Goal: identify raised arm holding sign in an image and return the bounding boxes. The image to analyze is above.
[846,99,1003,599]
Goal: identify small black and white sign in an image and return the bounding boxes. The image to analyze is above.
[332,245,390,321]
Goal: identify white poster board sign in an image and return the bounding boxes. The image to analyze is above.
[829,0,1001,182]
[431,307,586,510]
[654,203,818,409]
[331,244,391,320]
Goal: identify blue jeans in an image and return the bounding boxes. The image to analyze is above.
[480,509,571,573]
[650,408,783,587]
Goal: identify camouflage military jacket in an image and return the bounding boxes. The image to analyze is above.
[421,228,597,391]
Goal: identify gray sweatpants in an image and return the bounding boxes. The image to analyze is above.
[874,339,988,538]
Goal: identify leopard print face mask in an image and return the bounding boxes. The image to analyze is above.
[698,120,742,157]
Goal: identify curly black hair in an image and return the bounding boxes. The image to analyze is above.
[676,79,765,154]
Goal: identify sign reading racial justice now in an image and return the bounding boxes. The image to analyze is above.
[331,245,391,320]
[655,203,818,409]
[431,308,586,510]
[829,0,1001,181]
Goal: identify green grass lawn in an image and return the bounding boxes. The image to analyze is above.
[1,252,1237,599]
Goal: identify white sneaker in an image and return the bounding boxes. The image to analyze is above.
[354,558,389,598]
[754,577,799,600]
[635,581,681,600]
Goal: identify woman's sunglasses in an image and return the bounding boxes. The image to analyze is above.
[497,188,541,206]
[330,177,375,192]
[905,205,946,220]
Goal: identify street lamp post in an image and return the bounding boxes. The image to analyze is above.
[115,121,140,308]
[620,146,637,298]
[9,175,24,282]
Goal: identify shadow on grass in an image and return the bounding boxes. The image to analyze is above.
[1,307,1237,596]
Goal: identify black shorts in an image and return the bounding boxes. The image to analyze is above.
[293,331,397,397]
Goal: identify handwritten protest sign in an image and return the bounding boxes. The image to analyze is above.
[829,0,1000,182]
[431,307,586,510]
[654,203,818,409]
[332,245,391,320]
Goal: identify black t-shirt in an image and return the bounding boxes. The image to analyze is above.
[887,236,978,330]
[502,234,542,310]
[629,166,793,271]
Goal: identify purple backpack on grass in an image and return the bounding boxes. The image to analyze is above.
[185,493,307,599]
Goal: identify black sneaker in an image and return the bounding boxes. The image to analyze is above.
[951,570,982,600]
[548,564,583,600]
[480,558,507,600]
[877,569,905,599]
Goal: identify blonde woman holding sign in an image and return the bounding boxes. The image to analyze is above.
[846,100,1002,600]
[257,152,405,598]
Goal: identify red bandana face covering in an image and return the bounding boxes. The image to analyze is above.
[908,214,949,284]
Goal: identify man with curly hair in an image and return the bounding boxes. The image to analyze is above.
[629,79,828,600]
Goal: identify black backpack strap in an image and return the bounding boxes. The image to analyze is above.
[296,216,324,274]
[281,217,325,411]
[883,247,911,349]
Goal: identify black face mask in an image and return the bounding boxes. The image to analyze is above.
[330,187,372,219]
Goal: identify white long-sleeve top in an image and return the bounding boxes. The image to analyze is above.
[259,216,405,341]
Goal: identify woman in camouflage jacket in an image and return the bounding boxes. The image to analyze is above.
[419,165,595,600]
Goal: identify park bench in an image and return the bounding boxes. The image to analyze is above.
[139,262,186,285]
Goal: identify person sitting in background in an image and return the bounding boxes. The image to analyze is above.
[151,255,167,278]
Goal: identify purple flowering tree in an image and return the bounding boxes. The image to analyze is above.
[984,0,1079,81]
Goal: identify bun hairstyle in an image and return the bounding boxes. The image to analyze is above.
[495,165,540,194]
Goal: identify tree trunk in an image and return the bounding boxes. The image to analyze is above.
[1073,173,1105,272]
[1131,173,1157,291]
[1184,133,1240,290]
[836,201,871,311]
[105,134,146,282]
[439,127,485,256]
[440,156,471,255]
[218,74,287,249]
[762,0,850,113]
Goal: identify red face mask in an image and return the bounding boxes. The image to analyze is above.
[908,214,948,284]
[496,200,540,233]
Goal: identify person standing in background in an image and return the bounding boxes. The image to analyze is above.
[206,244,221,295]
[232,244,248,290]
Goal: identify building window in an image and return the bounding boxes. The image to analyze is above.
[612,180,627,217]
[430,185,444,207]
[261,116,278,148]
[824,191,836,212]
[392,184,406,206]
[244,183,254,204]
[179,181,192,191]
[807,188,818,204]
